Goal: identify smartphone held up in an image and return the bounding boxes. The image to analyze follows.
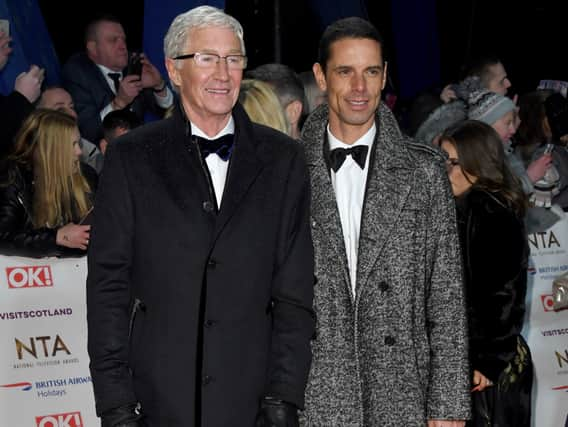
[127,52,143,78]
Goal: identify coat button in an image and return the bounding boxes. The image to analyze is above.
[379,281,389,292]
[204,320,216,328]
[384,336,396,346]
[202,375,213,385]
[207,259,217,269]
[202,201,215,213]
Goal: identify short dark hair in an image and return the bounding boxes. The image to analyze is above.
[463,55,503,85]
[245,63,306,111]
[85,14,122,45]
[318,17,385,72]
[102,110,140,142]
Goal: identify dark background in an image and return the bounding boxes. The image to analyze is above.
[38,0,565,100]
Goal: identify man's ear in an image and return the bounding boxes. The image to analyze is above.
[86,40,97,60]
[165,58,182,87]
[285,100,303,128]
[312,63,327,93]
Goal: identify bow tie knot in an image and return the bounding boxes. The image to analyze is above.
[329,145,369,172]
[195,134,234,161]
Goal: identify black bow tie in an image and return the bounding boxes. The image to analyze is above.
[329,145,369,172]
[195,134,234,161]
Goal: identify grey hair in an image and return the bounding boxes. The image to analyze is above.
[164,5,245,69]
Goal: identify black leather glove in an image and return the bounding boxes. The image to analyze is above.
[255,397,299,427]
[101,403,142,427]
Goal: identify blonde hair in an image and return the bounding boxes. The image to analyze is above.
[12,109,91,228]
[239,79,290,135]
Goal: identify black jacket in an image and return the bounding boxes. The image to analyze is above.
[61,52,165,142]
[456,188,529,382]
[0,162,96,258]
[86,103,315,426]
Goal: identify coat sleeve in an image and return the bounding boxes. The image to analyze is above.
[466,200,527,382]
[61,62,107,143]
[424,160,471,420]
[86,143,137,415]
[0,181,61,258]
[264,146,315,410]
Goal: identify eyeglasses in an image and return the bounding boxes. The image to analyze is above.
[445,158,460,171]
[173,52,247,70]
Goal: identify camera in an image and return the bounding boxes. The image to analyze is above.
[126,52,143,77]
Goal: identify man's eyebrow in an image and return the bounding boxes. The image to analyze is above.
[197,48,243,54]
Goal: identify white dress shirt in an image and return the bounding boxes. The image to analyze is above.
[328,123,376,295]
[191,117,235,209]
[96,64,173,121]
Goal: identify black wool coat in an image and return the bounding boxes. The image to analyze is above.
[86,103,315,427]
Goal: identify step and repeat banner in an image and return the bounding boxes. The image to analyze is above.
[524,215,568,427]
[1,217,567,426]
[0,256,97,426]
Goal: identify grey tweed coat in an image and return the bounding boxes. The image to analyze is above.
[300,103,471,426]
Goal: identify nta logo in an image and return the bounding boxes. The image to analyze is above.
[6,266,53,289]
[15,335,71,360]
[528,230,561,250]
[555,349,568,368]
[36,412,83,427]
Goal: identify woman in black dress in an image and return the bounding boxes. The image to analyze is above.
[440,120,532,427]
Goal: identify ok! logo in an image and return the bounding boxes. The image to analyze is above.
[35,411,83,427]
[5,266,53,289]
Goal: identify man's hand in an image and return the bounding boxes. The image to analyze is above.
[101,403,142,427]
[14,64,44,103]
[428,420,466,427]
[255,397,299,427]
[0,30,12,70]
[114,75,143,109]
[139,54,165,92]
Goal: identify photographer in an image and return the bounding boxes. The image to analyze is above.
[61,15,173,142]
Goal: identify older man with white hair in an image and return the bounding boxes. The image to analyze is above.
[87,6,314,427]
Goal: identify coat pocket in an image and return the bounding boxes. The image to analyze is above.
[128,298,147,371]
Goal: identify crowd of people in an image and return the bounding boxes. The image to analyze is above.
[1,5,567,427]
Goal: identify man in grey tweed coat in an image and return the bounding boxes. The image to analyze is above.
[300,17,471,426]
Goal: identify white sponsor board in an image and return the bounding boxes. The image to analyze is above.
[0,255,97,426]
[524,215,568,426]
[1,213,568,426]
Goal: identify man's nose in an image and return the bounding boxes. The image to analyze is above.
[351,73,366,92]
[214,59,230,80]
